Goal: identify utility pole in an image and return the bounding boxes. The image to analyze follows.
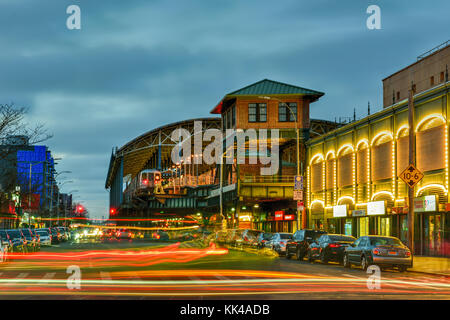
[407,82,416,253]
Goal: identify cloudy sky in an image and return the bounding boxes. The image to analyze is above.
[0,0,448,218]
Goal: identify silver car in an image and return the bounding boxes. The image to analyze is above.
[36,230,52,246]
[343,235,413,272]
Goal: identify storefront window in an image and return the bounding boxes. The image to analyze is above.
[344,219,352,236]
[359,217,369,237]
[378,217,390,236]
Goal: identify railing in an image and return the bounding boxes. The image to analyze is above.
[240,175,295,183]
[417,40,449,61]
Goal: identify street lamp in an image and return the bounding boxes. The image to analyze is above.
[56,180,73,224]
[259,96,301,230]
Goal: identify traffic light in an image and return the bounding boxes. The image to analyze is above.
[77,205,84,213]
[110,208,116,215]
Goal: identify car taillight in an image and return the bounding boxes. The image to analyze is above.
[405,251,411,257]
[156,234,160,239]
[244,236,248,241]
[373,248,381,255]
[329,244,341,248]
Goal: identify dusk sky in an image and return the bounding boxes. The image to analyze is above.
[0,0,448,218]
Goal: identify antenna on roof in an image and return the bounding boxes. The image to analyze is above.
[353,108,356,122]
[368,101,371,115]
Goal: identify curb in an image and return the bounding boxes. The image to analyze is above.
[408,269,450,278]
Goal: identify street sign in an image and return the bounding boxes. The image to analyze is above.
[294,175,303,190]
[399,164,424,188]
[293,190,303,201]
[297,201,304,211]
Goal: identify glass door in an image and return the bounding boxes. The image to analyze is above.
[358,217,369,237]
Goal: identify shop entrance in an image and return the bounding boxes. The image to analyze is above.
[357,217,369,237]
[422,213,444,256]
[392,215,408,244]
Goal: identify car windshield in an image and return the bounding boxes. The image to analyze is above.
[279,234,292,239]
[246,230,261,238]
[22,230,31,236]
[370,237,403,246]
[329,235,355,242]
[263,233,273,240]
[37,231,48,236]
[7,230,21,238]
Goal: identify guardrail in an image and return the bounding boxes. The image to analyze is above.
[240,175,295,183]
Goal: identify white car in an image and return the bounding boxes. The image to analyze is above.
[36,230,52,246]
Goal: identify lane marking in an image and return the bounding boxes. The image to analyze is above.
[38,273,56,285]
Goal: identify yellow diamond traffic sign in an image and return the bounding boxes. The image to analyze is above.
[399,164,424,188]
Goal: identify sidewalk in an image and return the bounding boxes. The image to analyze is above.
[410,256,450,276]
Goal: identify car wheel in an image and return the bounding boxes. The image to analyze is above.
[286,249,291,259]
[361,255,368,271]
[320,252,328,264]
[308,250,314,263]
[398,265,407,272]
[343,254,351,268]
[297,248,303,261]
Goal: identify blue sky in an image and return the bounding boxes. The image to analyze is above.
[0,0,448,218]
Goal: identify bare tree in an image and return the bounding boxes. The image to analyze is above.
[0,103,53,215]
[0,103,53,147]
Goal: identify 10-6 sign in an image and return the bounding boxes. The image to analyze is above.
[399,164,424,188]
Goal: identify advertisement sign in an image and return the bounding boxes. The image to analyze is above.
[414,195,437,212]
[367,201,386,216]
[333,205,347,218]
[284,214,295,221]
[352,209,366,217]
[297,201,304,211]
[274,211,284,221]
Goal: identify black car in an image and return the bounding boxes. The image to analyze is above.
[343,235,413,272]
[307,234,356,264]
[286,229,326,260]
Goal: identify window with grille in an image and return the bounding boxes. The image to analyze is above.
[248,103,267,122]
[278,103,297,122]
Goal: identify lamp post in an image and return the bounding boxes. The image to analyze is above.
[56,180,73,224]
[67,190,78,222]
[259,96,301,230]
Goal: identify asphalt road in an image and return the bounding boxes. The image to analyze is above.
[0,239,449,300]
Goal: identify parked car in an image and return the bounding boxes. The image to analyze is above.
[0,230,12,251]
[100,229,115,240]
[307,234,356,264]
[235,229,263,248]
[343,235,413,272]
[5,229,26,253]
[36,229,52,246]
[270,233,293,255]
[20,228,39,252]
[152,230,169,241]
[215,230,228,245]
[47,228,61,243]
[115,228,132,240]
[0,230,11,261]
[256,232,273,249]
[56,227,69,241]
[286,229,326,260]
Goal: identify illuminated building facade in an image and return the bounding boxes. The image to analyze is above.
[306,43,450,257]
